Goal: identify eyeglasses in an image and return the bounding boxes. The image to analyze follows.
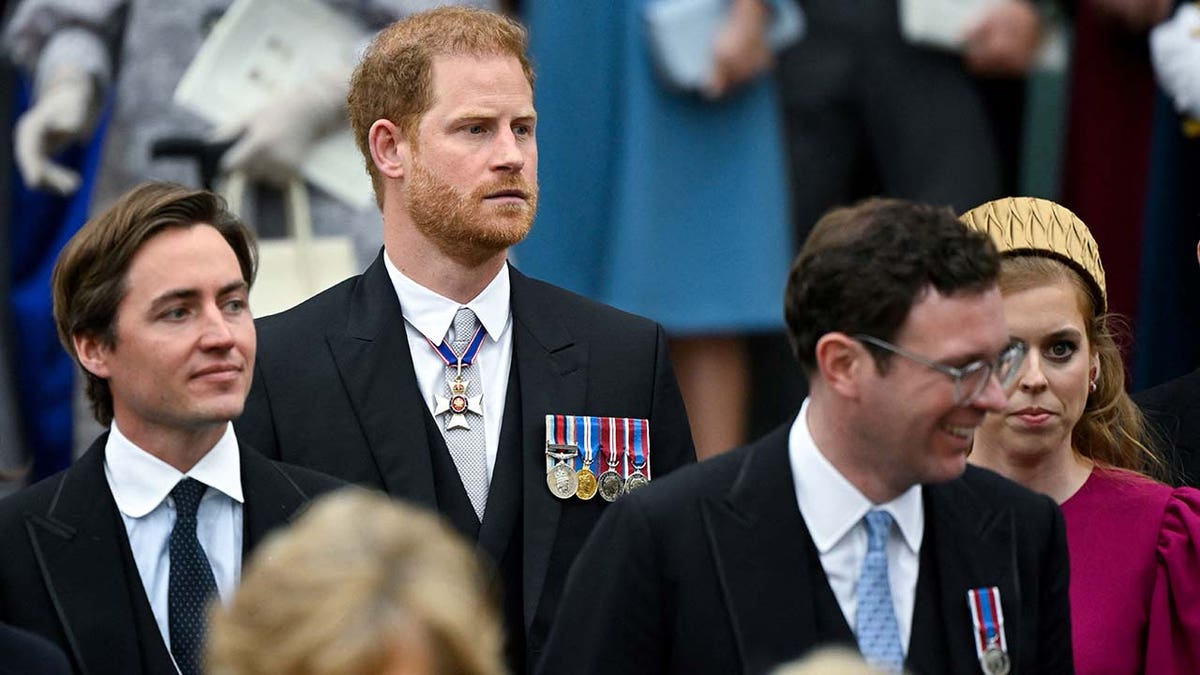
[852,334,1028,407]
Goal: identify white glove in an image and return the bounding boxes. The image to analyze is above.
[1150,3,1200,119]
[13,66,98,195]
[216,73,348,185]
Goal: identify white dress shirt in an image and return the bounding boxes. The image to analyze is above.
[384,252,514,481]
[788,398,924,653]
[103,422,244,658]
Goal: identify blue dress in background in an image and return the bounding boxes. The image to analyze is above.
[517,1,792,335]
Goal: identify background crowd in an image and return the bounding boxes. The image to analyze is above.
[0,1,1199,674]
[2,0,1199,482]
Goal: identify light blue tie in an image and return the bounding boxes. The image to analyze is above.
[856,509,904,672]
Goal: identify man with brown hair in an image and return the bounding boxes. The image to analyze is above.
[541,199,1073,675]
[0,182,341,675]
[235,7,695,672]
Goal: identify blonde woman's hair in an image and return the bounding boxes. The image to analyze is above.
[770,647,891,675]
[206,489,506,675]
[998,256,1165,479]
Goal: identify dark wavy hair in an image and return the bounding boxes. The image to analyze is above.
[51,182,256,426]
[785,198,1001,375]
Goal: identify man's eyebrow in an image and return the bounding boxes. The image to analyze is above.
[218,280,249,296]
[451,109,537,122]
[149,289,200,310]
[148,280,247,310]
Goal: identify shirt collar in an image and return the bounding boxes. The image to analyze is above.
[789,398,924,555]
[104,422,245,518]
[383,252,512,345]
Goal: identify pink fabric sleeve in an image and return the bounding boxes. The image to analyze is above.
[1146,487,1200,675]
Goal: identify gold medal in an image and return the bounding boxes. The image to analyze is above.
[576,466,598,500]
[575,415,600,500]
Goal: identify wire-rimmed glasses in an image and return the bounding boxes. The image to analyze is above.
[852,334,1028,407]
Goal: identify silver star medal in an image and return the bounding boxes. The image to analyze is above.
[435,366,483,430]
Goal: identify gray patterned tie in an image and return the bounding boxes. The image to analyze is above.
[440,307,489,521]
[168,478,218,675]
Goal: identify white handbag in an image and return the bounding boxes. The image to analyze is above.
[222,172,357,318]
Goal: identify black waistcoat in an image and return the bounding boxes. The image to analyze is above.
[422,362,527,673]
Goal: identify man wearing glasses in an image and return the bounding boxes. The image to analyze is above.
[538,199,1073,675]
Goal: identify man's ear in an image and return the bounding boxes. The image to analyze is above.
[368,119,408,180]
[74,333,112,379]
[814,332,866,400]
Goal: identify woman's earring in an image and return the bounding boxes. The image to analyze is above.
[1089,379,1098,393]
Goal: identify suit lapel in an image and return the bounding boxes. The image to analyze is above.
[24,438,168,675]
[509,268,588,630]
[239,447,321,553]
[702,426,830,674]
[326,255,437,507]
[908,475,1016,674]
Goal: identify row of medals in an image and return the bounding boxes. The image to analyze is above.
[546,445,649,501]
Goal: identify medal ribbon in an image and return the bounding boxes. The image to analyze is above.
[599,417,611,467]
[622,418,631,479]
[967,587,1007,659]
[566,415,577,459]
[582,416,598,469]
[426,322,486,371]
[631,419,646,471]
[572,415,585,470]
[639,418,651,479]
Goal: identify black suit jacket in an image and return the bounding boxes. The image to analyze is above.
[235,254,696,665]
[0,435,342,675]
[0,623,71,675]
[1134,368,1200,487]
[538,423,1073,675]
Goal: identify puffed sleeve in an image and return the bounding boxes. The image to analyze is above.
[1146,487,1200,674]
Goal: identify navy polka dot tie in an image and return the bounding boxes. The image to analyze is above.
[168,478,217,675]
[855,509,904,672]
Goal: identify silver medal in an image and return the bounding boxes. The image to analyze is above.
[981,645,1010,675]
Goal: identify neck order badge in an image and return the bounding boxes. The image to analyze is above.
[429,321,486,430]
[967,586,1011,675]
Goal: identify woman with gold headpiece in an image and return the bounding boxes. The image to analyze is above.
[960,197,1200,673]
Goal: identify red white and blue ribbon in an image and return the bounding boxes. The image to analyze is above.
[630,418,646,473]
[967,586,1007,659]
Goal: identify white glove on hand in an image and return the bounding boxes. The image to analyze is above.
[1151,3,1200,119]
[216,73,348,185]
[14,66,98,195]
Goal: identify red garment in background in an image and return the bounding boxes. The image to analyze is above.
[1061,2,1157,331]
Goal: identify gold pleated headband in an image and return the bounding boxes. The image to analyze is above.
[960,196,1107,312]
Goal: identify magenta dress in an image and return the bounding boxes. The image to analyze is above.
[1060,467,1200,674]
